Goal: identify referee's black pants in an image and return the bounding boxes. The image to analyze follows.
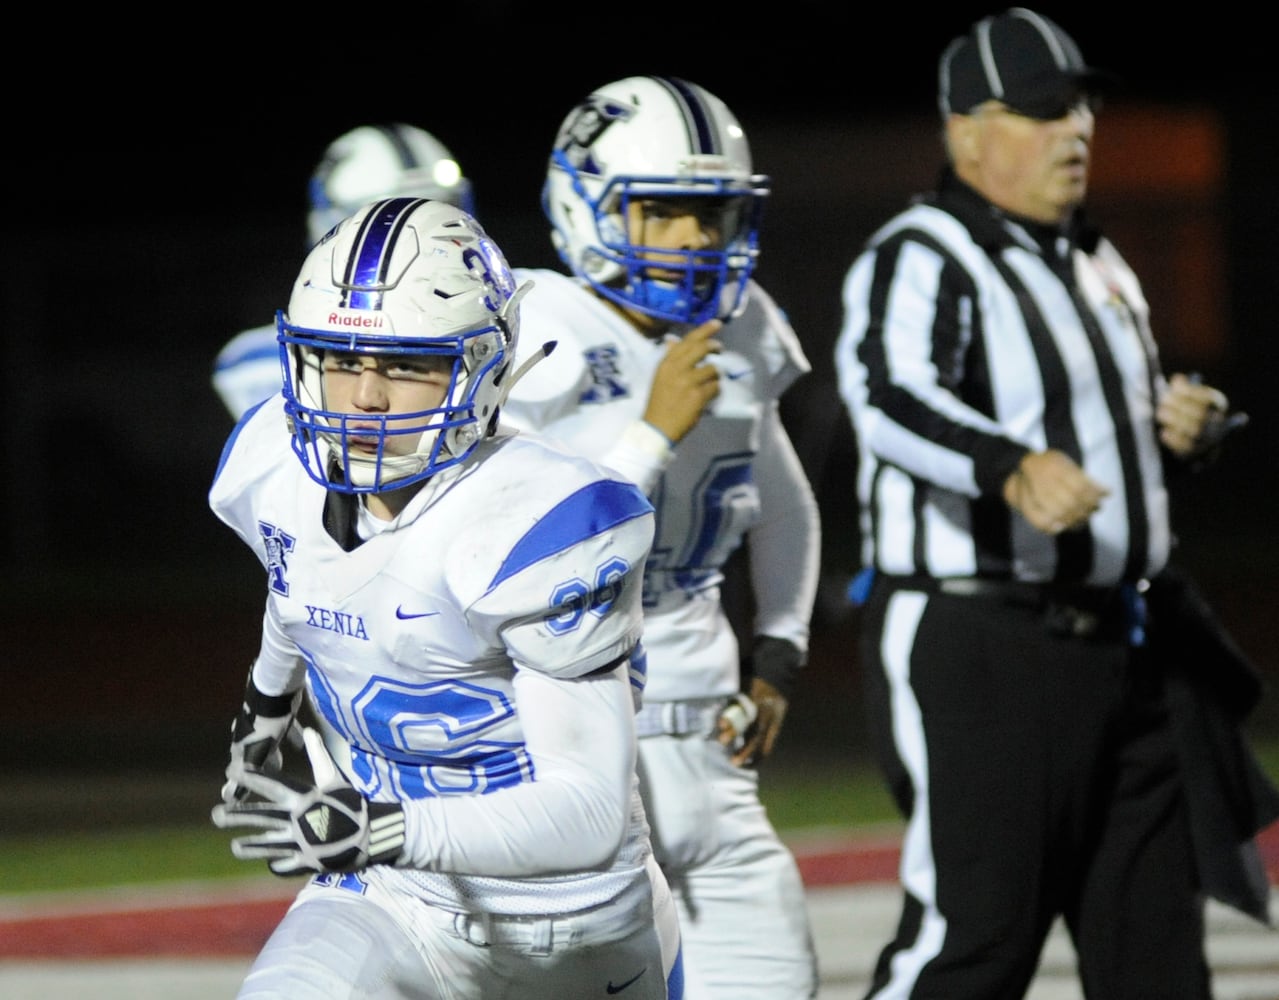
[858,579,1211,1000]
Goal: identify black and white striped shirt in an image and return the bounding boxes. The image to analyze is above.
[834,171,1171,587]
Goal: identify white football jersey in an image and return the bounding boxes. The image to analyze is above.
[502,269,813,702]
[212,323,281,420]
[210,398,658,915]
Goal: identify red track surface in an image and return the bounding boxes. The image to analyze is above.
[2,826,1275,959]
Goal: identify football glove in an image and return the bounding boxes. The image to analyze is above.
[211,727,405,877]
[221,665,303,804]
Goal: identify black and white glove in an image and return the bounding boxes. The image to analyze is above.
[221,665,303,804]
[211,727,405,877]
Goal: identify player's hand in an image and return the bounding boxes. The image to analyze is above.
[719,678,789,768]
[1003,449,1110,536]
[1157,373,1231,457]
[221,668,304,804]
[643,320,723,443]
[717,692,757,756]
[211,727,405,877]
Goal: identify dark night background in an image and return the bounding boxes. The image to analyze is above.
[3,5,1276,809]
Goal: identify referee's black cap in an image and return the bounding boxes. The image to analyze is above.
[938,7,1115,120]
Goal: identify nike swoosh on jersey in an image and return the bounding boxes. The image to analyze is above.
[606,968,647,994]
[395,607,440,620]
[724,367,752,380]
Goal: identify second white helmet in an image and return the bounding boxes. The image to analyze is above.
[306,124,474,245]
[543,76,769,326]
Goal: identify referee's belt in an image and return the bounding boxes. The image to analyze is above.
[903,575,1146,642]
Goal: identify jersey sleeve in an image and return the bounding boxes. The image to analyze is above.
[208,397,293,563]
[397,660,638,874]
[212,323,283,422]
[250,599,307,696]
[748,402,821,655]
[500,269,596,432]
[466,475,655,679]
[734,281,811,401]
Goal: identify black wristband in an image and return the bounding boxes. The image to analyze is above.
[748,635,805,702]
[243,665,301,719]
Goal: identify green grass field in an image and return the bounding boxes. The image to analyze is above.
[3,744,1274,897]
[0,758,896,896]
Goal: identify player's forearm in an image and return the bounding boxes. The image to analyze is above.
[400,665,637,875]
[598,421,673,496]
[748,415,820,649]
[399,769,631,875]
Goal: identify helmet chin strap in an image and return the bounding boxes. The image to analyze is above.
[355,450,431,489]
[495,280,558,409]
[499,340,557,408]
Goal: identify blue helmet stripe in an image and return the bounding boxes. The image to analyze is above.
[660,77,719,156]
[340,197,424,311]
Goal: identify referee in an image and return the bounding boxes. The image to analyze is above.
[834,8,1276,999]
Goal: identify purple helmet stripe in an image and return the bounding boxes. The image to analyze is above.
[340,197,425,310]
[657,77,719,157]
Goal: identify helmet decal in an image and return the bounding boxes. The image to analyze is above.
[557,99,631,177]
[465,234,518,315]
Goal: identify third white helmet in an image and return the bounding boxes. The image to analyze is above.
[306,124,474,245]
[543,76,769,326]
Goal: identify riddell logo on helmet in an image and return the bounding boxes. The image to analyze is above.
[675,155,734,180]
[327,312,385,328]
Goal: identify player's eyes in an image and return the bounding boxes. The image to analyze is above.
[323,354,364,374]
[386,363,444,381]
[322,355,449,381]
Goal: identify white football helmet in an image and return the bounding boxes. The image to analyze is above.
[306,124,475,245]
[543,76,769,326]
[280,197,523,493]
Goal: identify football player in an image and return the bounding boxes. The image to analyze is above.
[210,197,682,999]
[500,76,821,999]
[211,123,473,420]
